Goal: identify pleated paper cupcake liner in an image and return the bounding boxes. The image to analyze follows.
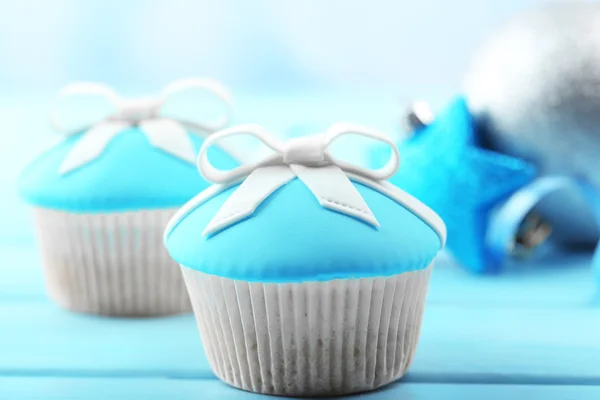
[181,265,433,397]
[33,207,191,317]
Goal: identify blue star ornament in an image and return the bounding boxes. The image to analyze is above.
[383,97,536,273]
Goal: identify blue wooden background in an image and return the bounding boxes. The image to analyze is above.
[1,95,599,399]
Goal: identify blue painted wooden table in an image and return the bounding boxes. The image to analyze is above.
[1,95,599,399]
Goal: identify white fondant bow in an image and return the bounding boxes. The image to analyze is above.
[197,123,400,236]
[52,78,234,174]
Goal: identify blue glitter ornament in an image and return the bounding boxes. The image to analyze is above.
[382,97,537,273]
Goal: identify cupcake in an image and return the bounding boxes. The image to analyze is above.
[18,79,240,317]
[164,123,446,396]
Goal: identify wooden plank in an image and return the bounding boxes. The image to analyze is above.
[0,244,46,302]
[1,378,599,400]
[0,304,209,377]
[427,251,597,308]
[0,303,598,384]
[411,305,600,384]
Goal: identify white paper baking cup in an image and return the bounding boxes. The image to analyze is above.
[33,207,191,317]
[181,264,433,397]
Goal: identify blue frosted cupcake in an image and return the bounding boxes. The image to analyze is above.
[18,79,239,316]
[164,123,446,396]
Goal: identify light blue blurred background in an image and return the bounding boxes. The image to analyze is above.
[1,0,551,96]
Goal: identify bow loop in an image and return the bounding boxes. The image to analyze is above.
[197,124,284,184]
[158,78,233,132]
[198,123,401,236]
[51,82,121,135]
[324,122,400,181]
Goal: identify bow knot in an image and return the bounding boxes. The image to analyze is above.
[112,97,160,123]
[197,123,400,236]
[282,135,329,166]
[52,78,234,174]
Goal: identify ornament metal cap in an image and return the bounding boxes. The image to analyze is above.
[402,100,435,136]
[511,212,553,257]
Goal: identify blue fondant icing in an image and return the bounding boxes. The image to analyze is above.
[18,127,238,213]
[165,178,442,283]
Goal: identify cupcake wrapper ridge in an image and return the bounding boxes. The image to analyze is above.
[34,207,191,317]
[182,265,432,397]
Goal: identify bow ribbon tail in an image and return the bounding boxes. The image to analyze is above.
[140,119,196,164]
[203,166,296,236]
[291,164,379,228]
[59,121,131,174]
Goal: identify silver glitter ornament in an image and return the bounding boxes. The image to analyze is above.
[464,1,600,247]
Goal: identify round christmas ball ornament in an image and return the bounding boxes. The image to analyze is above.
[18,79,240,317]
[464,1,600,248]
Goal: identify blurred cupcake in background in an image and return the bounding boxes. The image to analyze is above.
[164,123,446,396]
[18,79,241,317]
